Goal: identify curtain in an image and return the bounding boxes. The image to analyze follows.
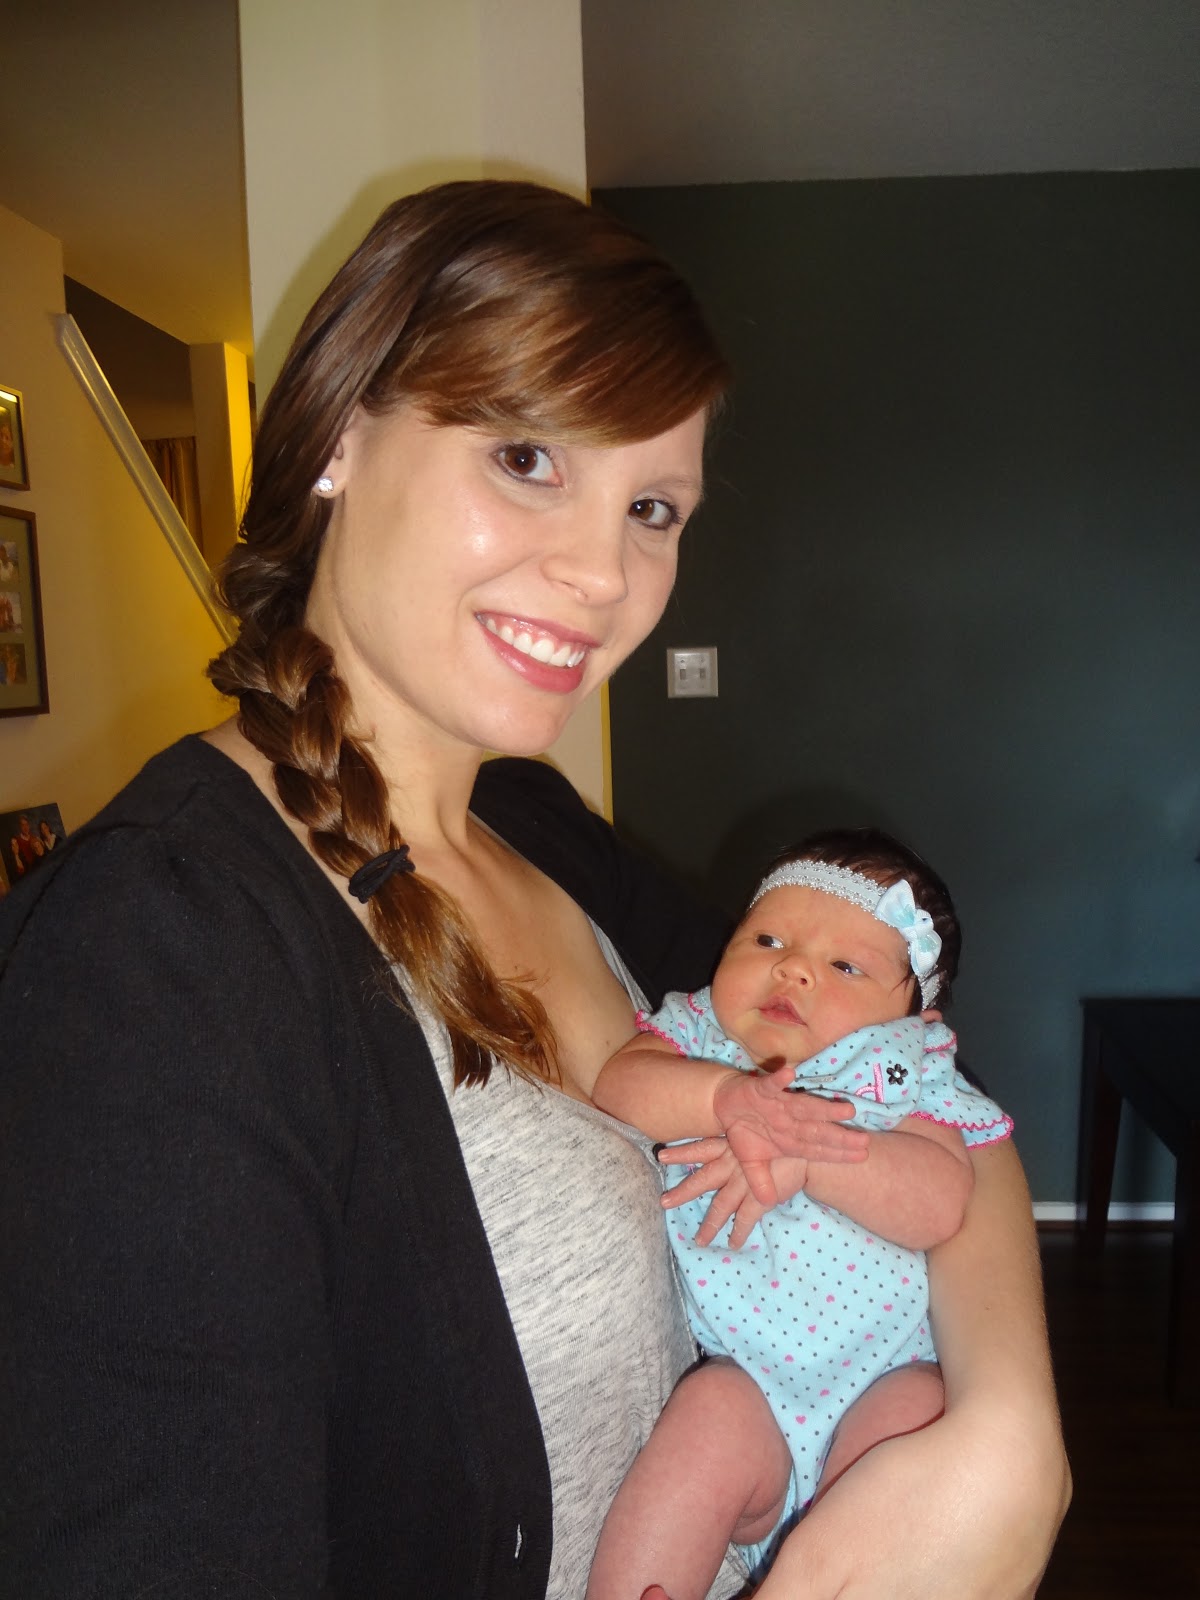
[143,436,203,547]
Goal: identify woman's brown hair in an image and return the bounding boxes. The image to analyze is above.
[209,179,729,1088]
[763,828,962,1013]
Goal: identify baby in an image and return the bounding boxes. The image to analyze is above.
[588,829,1012,1600]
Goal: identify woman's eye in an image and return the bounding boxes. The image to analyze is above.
[496,442,556,482]
[629,496,682,532]
[755,933,784,949]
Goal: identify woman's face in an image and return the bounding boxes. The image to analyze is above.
[306,403,707,761]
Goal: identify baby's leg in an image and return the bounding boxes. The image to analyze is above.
[814,1360,945,1502]
[586,1357,792,1600]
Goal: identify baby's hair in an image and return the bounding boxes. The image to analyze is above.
[762,828,961,1013]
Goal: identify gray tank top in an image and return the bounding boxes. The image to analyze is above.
[415,923,746,1599]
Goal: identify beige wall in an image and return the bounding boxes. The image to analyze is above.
[0,203,227,833]
[238,0,608,811]
[63,279,196,441]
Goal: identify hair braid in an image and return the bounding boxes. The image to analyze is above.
[207,179,727,1091]
[213,622,556,1088]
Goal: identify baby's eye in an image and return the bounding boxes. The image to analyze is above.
[831,960,864,977]
[755,933,784,949]
[495,442,556,483]
[629,496,682,532]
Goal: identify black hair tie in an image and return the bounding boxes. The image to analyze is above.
[348,845,415,903]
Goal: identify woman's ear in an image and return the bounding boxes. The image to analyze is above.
[313,409,362,497]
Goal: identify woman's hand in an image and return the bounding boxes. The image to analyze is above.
[659,1140,811,1247]
[711,1064,868,1205]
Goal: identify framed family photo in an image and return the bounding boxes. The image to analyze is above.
[0,801,66,897]
[0,506,49,716]
[0,384,29,490]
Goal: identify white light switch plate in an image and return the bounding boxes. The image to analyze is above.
[667,646,718,698]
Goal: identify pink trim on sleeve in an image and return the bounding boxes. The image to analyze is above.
[634,1010,689,1056]
[911,1109,1015,1144]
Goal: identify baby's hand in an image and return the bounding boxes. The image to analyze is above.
[661,1142,815,1247]
[712,1061,869,1206]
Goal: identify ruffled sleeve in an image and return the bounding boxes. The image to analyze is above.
[792,1018,1013,1143]
[635,986,756,1071]
[912,1022,1014,1146]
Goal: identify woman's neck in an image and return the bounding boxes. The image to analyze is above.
[202,713,489,878]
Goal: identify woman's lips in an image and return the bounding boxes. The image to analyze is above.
[476,612,595,693]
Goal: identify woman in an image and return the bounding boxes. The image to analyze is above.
[0,181,1067,1598]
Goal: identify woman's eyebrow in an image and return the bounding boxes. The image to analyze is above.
[653,472,706,506]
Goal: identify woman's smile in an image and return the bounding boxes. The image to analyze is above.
[476,612,595,692]
[306,404,707,759]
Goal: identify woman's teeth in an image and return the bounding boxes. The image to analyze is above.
[482,616,587,668]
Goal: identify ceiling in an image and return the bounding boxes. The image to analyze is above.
[3,1,1199,359]
[584,0,1200,187]
[2,0,250,355]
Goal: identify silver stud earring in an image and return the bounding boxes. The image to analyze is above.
[314,475,335,495]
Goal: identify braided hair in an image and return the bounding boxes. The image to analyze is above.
[209,181,729,1087]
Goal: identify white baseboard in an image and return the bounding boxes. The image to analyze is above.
[1034,1201,1175,1224]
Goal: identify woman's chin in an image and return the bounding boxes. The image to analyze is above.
[474,697,593,761]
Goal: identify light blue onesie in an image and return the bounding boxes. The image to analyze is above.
[638,989,1012,1575]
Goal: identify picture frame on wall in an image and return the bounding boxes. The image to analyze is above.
[0,505,49,716]
[0,801,66,897]
[0,384,29,490]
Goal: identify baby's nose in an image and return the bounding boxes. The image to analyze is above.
[775,952,811,985]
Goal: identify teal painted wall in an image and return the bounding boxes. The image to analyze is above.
[600,171,1200,1205]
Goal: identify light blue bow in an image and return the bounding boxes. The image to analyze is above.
[874,879,942,980]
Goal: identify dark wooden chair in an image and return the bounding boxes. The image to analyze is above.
[1078,996,1200,1405]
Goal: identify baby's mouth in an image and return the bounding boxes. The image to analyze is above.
[477,613,589,669]
[759,997,804,1026]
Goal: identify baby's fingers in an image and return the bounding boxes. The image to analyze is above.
[740,1157,779,1209]
[727,1195,769,1250]
[656,1136,729,1169]
[694,1186,740,1246]
[798,1120,872,1163]
[660,1148,737,1210]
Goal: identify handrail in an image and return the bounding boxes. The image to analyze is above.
[54,313,236,645]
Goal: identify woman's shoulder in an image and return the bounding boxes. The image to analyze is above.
[470,756,618,910]
[472,757,731,1003]
[471,754,596,830]
[0,734,355,1000]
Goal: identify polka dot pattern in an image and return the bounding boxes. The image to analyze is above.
[642,993,1013,1514]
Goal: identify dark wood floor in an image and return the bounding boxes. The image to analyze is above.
[1037,1227,1200,1598]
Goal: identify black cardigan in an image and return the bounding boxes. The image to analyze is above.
[0,739,729,1599]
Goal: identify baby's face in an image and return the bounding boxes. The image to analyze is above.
[710,885,916,1066]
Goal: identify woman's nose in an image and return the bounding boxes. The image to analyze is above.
[541,514,629,605]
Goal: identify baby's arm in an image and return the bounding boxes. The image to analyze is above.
[593,1034,870,1202]
[662,1114,973,1252]
[592,1032,734,1139]
[802,1113,974,1247]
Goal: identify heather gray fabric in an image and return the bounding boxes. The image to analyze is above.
[419,927,746,1599]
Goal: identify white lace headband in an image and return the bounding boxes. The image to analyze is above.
[750,860,944,1008]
